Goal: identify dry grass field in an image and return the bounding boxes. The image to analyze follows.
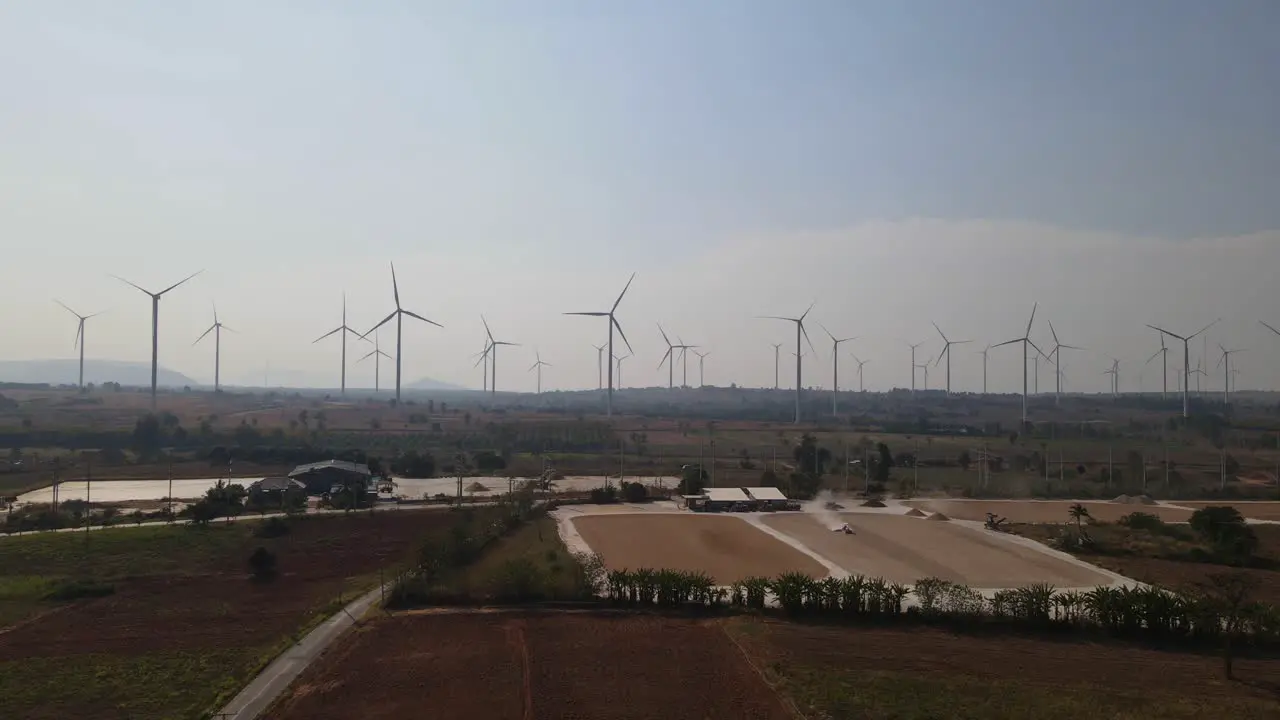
[571,514,825,583]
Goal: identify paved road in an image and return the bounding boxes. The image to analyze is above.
[216,583,388,720]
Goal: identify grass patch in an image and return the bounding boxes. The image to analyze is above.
[0,522,253,578]
[41,579,114,601]
[772,666,1278,720]
[451,514,585,600]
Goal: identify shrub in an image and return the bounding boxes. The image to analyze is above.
[490,557,546,602]
[254,516,291,538]
[1190,506,1258,561]
[620,481,649,503]
[43,580,115,602]
[1119,511,1166,533]
[248,546,278,580]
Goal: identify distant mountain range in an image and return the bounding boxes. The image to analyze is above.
[0,359,198,388]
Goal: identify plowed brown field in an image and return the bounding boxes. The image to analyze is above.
[572,514,825,583]
[266,612,793,720]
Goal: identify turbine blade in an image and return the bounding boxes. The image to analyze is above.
[992,338,1022,349]
[313,326,343,343]
[158,270,202,296]
[481,314,493,341]
[799,302,816,322]
[657,323,672,347]
[109,274,152,296]
[565,311,609,317]
[363,310,398,337]
[390,262,401,308]
[1260,320,1280,337]
[758,316,796,322]
[613,316,634,354]
[932,321,947,343]
[360,349,379,362]
[1048,319,1060,345]
[528,361,539,372]
[1188,318,1220,339]
[658,347,671,369]
[1025,302,1038,337]
[1146,324,1185,341]
[194,324,216,345]
[54,299,81,318]
[612,272,636,312]
[820,323,836,343]
[402,309,443,328]
[801,323,817,356]
[1027,339,1047,357]
[74,322,83,350]
[494,341,520,347]
[1145,348,1162,364]
[221,325,236,334]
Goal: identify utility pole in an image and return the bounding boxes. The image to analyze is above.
[843,441,849,494]
[167,460,173,522]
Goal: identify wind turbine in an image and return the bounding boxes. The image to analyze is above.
[915,356,933,391]
[358,330,392,392]
[975,345,991,395]
[1191,358,1207,396]
[364,262,443,404]
[1146,319,1218,418]
[613,352,633,389]
[313,294,369,396]
[656,324,682,389]
[474,340,491,392]
[1217,344,1246,406]
[110,270,202,409]
[906,341,925,395]
[759,303,817,424]
[770,342,783,390]
[820,325,857,413]
[931,322,970,396]
[694,350,710,387]
[1145,333,1170,401]
[993,303,1043,424]
[676,336,698,388]
[565,274,635,417]
[1103,358,1119,398]
[54,300,101,389]
[851,354,869,392]
[1044,320,1082,405]
[591,343,606,390]
[481,315,519,395]
[193,304,234,392]
[528,350,551,394]
[1262,320,1280,341]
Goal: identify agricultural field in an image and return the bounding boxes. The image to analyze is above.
[0,509,462,720]
[266,612,794,720]
[761,512,1114,588]
[905,498,1195,523]
[570,513,825,583]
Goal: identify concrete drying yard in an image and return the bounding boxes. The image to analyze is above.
[904,499,1195,524]
[570,513,826,583]
[760,513,1114,588]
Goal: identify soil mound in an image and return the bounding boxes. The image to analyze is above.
[861,499,887,508]
[926,512,950,521]
[903,508,928,517]
[1112,494,1157,505]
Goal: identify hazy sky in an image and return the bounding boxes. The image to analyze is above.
[2,2,1279,394]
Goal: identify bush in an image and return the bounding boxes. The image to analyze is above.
[589,486,618,504]
[43,580,115,602]
[1119,512,1166,533]
[620,481,648,503]
[248,546,278,580]
[490,557,546,602]
[1190,506,1258,561]
[254,516,291,538]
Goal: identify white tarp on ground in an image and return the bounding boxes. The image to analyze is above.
[744,487,788,501]
[704,487,751,503]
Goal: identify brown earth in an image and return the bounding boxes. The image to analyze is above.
[266,612,793,720]
[0,511,453,661]
[1176,501,1280,521]
[906,499,1195,524]
[571,514,825,583]
[762,513,1113,588]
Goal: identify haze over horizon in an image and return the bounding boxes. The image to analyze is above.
[3,2,1278,395]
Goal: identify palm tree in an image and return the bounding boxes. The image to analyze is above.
[1068,503,1091,534]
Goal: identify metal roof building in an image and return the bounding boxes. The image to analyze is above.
[704,488,751,503]
[743,487,788,502]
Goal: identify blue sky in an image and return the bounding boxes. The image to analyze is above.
[2,2,1278,392]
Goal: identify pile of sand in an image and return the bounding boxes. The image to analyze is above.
[903,508,928,518]
[1112,494,1157,505]
[926,512,950,521]
[861,499,887,508]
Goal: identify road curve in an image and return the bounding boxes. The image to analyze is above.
[215,583,388,720]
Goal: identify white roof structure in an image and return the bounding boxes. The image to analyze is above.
[744,487,788,501]
[704,487,751,503]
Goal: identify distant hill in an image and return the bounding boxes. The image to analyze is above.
[0,359,198,388]
[406,376,469,391]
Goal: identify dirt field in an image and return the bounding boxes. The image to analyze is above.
[762,513,1113,587]
[730,618,1280,719]
[906,499,1195,523]
[267,612,793,720]
[571,514,825,583]
[1176,501,1280,521]
[0,511,458,719]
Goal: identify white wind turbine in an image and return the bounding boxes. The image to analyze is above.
[474,338,492,392]
[313,294,370,396]
[851,354,869,392]
[931,322,971,395]
[193,304,234,393]
[993,303,1043,424]
[694,349,710,387]
[906,340,926,395]
[358,330,392,392]
[565,274,635,417]
[1103,357,1119,398]
[591,343,606,390]
[528,350,551,394]
[364,262,444,404]
[1146,319,1218,418]
[656,324,694,389]
[770,342,784,390]
[613,351,633,389]
[916,356,933,391]
[759,303,817,424]
[1217,344,1246,407]
[54,300,102,389]
[110,270,202,409]
[820,325,857,413]
[974,344,991,395]
[481,315,519,395]
[1144,332,1170,401]
[1044,320,1083,405]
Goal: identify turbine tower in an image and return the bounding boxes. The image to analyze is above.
[613,352,633,389]
[1103,358,1119,398]
[54,300,101,389]
[1144,332,1170,400]
[820,324,857,413]
[592,343,606,390]
[975,345,991,395]
[759,303,817,424]
[474,340,491,392]
[1146,319,1218,418]
[194,304,234,393]
[915,356,933,391]
[906,341,925,395]
[313,294,368,396]
[1044,320,1082,405]
[481,315,519,395]
[676,336,698,388]
[770,343,783,390]
[993,303,1043,424]
[358,330,392,392]
[1217,344,1246,406]
[657,324,681,389]
[528,350,551,394]
[931,322,971,396]
[694,350,710,387]
[565,274,635,417]
[364,262,443,404]
[110,270,201,409]
[851,354,869,392]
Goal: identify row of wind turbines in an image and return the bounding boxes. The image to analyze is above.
[52,269,1280,423]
